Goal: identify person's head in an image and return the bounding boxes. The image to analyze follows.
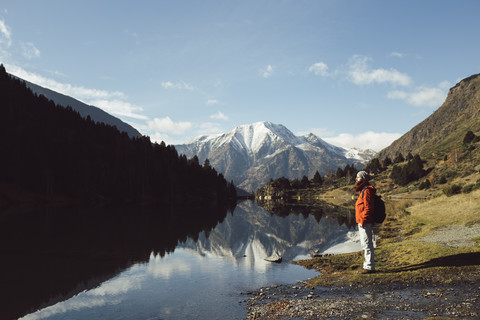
[356,171,370,184]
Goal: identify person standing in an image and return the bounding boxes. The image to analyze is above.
[355,170,376,274]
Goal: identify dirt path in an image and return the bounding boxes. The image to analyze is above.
[419,224,480,248]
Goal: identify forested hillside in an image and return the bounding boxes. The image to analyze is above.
[0,65,236,205]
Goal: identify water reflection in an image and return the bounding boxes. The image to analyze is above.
[0,202,230,320]
[180,200,357,267]
[4,201,358,320]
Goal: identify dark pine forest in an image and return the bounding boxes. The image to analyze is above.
[0,65,236,206]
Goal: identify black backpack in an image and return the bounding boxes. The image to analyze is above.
[362,187,386,224]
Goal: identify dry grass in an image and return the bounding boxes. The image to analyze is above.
[406,189,480,236]
[295,192,480,287]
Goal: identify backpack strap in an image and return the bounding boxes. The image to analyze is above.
[361,185,368,200]
[361,185,374,201]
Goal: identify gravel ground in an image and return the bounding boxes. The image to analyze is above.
[244,279,480,319]
[419,224,480,248]
[244,224,480,319]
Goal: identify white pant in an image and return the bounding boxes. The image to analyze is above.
[358,223,375,270]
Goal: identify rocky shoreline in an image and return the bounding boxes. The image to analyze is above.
[244,278,480,319]
[241,193,480,319]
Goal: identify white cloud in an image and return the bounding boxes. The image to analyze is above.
[390,52,405,58]
[297,127,335,138]
[388,81,450,108]
[149,132,169,144]
[147,253,192,279]
[210,111,228,120]
[160,81,194,91]
[21,42,40,59]
[323,131,402,152]
[348,55,411,86]
[7,64,125,100]
[0,19,12,47]
[308,62,329,76]
[206,99,219,106]
[147,116,193,135]
[148,120,224,145]
[6,64,149,120]
[90,99,147,120]
[261,65,274,78]
[196,122,224,136]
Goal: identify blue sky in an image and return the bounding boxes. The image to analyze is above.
[1,1,479,151]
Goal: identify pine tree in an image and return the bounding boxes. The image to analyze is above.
[382,157,392,168]
[393,153,405,163]
[312,170,323,185]
[463,130,477,144]
[301,175,310,188]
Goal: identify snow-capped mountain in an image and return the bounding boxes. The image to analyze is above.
[175,121,375,191]
[179,200,358,268]
[344,147,377,163]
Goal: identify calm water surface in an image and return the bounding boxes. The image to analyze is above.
[5,201,357,320]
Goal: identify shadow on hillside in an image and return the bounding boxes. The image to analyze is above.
[388,252,480,273]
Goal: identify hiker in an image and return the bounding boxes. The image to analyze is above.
[355,170,376,274]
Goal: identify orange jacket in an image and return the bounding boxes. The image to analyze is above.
[355,185,376,226]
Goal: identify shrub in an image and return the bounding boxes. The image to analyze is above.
[418,180,431,190]
[462,184,475,194]
[442,184,462,197]
[437,175,448,184]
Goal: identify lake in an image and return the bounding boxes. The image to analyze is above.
[1,200,358,320]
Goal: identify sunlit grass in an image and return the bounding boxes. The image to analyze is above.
[406,189,480,237]
[294,191,480,287]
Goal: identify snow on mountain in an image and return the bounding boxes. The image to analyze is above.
[344,147,377,163]
[175,121,375,191]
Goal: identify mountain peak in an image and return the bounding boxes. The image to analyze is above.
[176,122,374,191]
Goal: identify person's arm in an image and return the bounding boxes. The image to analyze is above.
[363,188,374,222]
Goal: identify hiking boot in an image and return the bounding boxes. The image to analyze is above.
[358,269,375,274]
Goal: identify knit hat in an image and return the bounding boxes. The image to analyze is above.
[356,171,370,181]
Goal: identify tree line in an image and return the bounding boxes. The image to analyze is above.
[256,150,429,198]
[0,65,236,205]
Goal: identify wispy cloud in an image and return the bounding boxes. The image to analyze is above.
[147,118,223,145]
[390,52,405,58]
[348,55,411,86]
[6,64,148,120]
[323,131,402,152]
[7,64,124,99]
[210,111,228,120]
[388,81,450,108]
[147,116,193,135]
[90,99,147,120]
[206,99,219,106]
[297,127,335,138]
[308,62,329,76]
[160,81,195,91]
[0,19,12,47]
[261,64,274,78]
[297,127,400,151]
[196,122,224,136]
[20,42,40,59]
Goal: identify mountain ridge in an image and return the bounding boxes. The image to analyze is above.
[176,121,375,191]
[13,75,141,139]
[376,73,480,160]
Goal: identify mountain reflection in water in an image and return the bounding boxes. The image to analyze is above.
[2,201,357,320]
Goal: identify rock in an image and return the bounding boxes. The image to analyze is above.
[264,255,282,263]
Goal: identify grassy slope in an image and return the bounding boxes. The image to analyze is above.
[294,189,480,287]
